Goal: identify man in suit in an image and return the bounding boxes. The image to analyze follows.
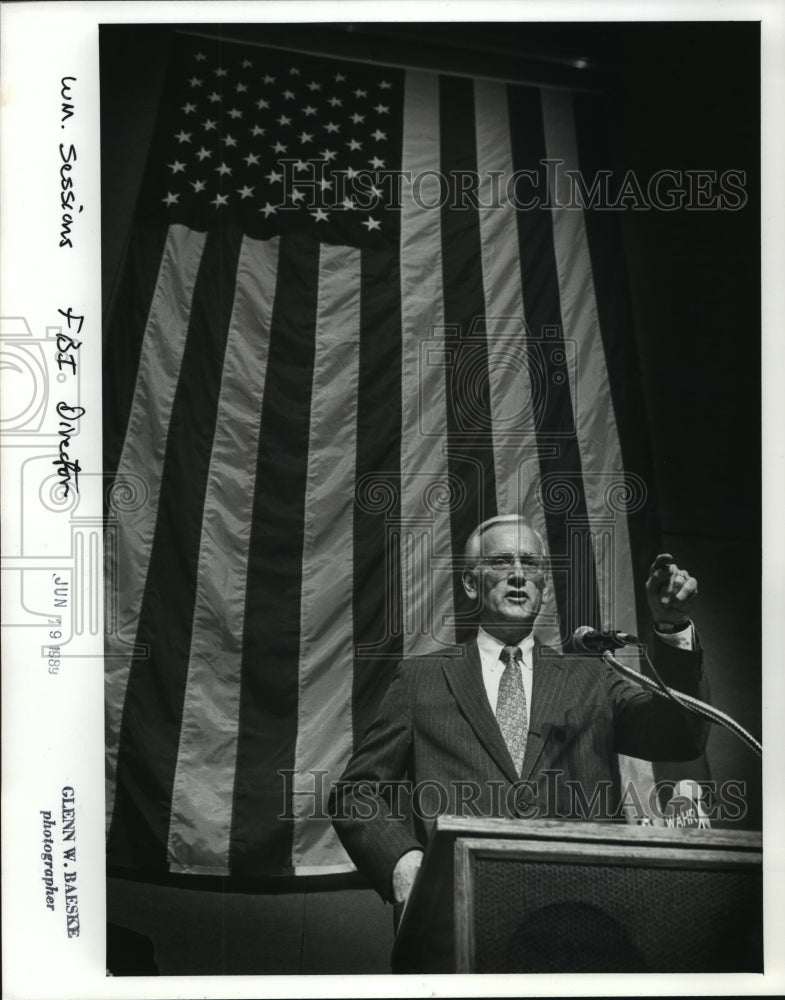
[331,515,708,921]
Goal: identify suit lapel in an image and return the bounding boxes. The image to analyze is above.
[442,642,520,785]
[520,641,565,782]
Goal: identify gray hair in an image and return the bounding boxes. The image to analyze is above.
[463,515,547,565]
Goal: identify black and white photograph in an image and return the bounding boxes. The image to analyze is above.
[1,2,784,996]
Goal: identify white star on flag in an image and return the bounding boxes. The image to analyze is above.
[162,192,179,206]
[154,42,406,276]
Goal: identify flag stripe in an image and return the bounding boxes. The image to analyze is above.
[230,235,320,875]
[507,85,600,641]
[570,93,706,801]
[166,236,280,875]
[399,71,456,654]
[541,88,637,634]
[352,245,404,744]
[473,79,562,646]
[105,225,207,832]
[292,244,362,873]
[439,75,498,644]
[540,89,658,814]
[572,89,662,635]
[108,226,244,867]
[103,222,172,483]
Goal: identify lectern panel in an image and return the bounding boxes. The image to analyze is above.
[466,850,762,973]
[392,819,762,975]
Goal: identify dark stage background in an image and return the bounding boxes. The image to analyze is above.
[101,21,760,975]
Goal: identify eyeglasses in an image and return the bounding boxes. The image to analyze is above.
[479,553,546,576]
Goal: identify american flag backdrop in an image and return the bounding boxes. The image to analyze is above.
[104,31,663,879]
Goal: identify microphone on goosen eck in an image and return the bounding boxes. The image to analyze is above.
[572,626,640,653]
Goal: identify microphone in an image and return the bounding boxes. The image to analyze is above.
[572,626,639,653]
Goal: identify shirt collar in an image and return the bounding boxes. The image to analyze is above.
[476,627,535,667]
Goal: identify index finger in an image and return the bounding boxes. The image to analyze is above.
[648,553,679,604]
[648,553,675,578]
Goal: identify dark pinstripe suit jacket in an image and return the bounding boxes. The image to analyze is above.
[332,636,708,901]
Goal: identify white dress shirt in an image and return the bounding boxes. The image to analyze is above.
[476,627,535,726]
[475,623,694,725]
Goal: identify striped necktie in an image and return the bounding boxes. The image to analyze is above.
[496,644,528,775]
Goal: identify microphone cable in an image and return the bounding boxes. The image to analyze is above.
[602,647,762,758]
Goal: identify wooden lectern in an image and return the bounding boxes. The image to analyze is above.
[392,817,762,974]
